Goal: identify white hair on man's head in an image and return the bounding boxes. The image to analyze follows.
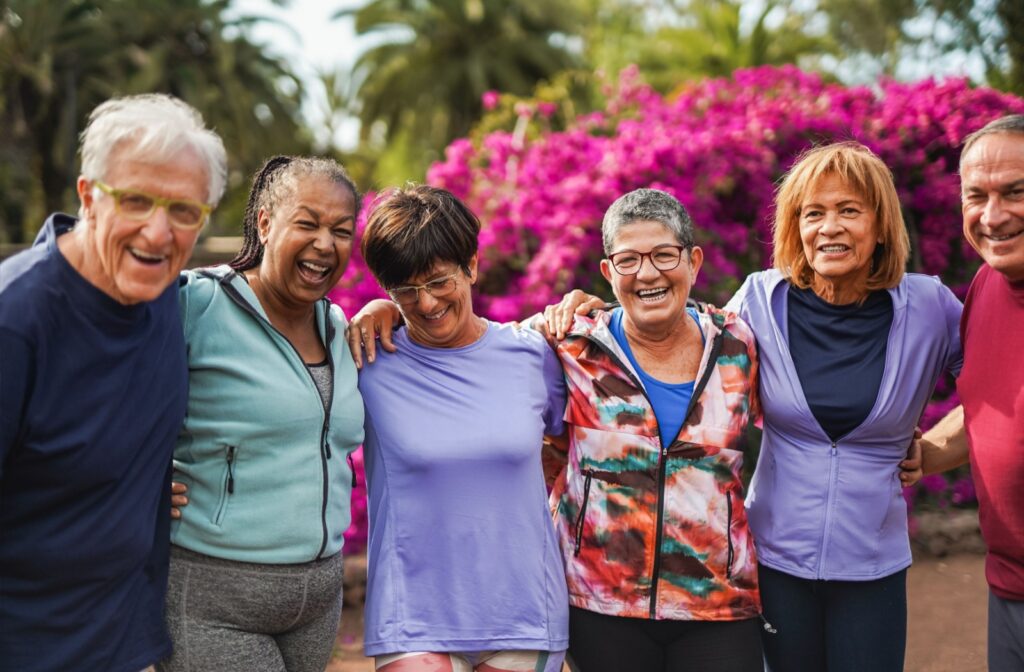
[79,93,228,205]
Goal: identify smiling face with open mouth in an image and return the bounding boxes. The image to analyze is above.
[961,132,1024,283]
[72,144,209,305]
[256,177,357,309]
[395,257,481,350]
[601,219,703,338]
[798,173,881,304]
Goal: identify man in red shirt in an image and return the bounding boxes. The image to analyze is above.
[920,114,1024,670]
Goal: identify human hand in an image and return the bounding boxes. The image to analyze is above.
[347,299,401,369]
[543,289,605,340]
[899,428,924,488]
[171,481,188,519]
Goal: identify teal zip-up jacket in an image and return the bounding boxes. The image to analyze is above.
[170,266,364,563]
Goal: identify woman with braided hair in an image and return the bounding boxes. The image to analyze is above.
[158,156,365,672]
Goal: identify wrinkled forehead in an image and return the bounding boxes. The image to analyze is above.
[103,139,208,194]
[961,132,1024,176]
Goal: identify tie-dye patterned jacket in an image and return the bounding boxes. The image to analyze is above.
[547,305,761,621]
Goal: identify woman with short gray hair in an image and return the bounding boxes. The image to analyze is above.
[537,188,763,672]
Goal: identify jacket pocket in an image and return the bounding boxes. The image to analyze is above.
[213,445,237,526]
[725,490,735,579]
[574,468,595,557]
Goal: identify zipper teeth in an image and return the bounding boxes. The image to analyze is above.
[650,330,723,617]
[316,308,335,559]
[725,490,734,578]
[817,441,839,578]
[218,276,334,561]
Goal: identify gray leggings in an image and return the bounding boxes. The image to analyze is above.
[157,545,344,672]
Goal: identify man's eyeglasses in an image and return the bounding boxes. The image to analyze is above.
[607,244,688,275]
[387,270,462,306]
[93,180,212,230]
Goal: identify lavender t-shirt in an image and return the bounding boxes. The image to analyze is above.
[358,321,569,656]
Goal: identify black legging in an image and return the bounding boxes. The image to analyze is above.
[758,563,907,672]
[567,606,764,672]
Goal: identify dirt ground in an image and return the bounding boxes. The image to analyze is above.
[327,552,989,672]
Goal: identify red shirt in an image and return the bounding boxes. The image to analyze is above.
[959,263,1024,600]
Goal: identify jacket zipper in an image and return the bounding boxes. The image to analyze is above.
[725,490,734,579]
[315,314,336,559]
[216,274,335,561]
[574,469,595,556]
[581,322,724,618]
[214,445,236,525]
[816,440,840,578]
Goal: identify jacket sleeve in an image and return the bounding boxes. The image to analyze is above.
[723,274,754,323]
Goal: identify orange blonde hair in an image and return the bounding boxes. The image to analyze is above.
[772,141,909,290]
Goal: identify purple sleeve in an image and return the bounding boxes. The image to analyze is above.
[541,341,567,436]
[939,281,964,377]
[723,274,753,323]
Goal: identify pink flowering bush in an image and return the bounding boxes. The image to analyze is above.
[335,66,1024,549]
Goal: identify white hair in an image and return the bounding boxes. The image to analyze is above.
[79,94,228,205]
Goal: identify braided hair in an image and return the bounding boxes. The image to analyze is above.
[229,155,361,272]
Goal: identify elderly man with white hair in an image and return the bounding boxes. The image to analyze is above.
[0,94,227,672]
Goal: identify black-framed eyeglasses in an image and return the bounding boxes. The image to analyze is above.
[607,244,688,275]
[93,180,212,230]
[387,270,462,306]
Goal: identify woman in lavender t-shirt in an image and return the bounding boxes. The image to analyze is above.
[350,185,568,672]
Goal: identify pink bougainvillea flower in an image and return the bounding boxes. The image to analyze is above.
[482,90,500,111]
[333,66,1024,550]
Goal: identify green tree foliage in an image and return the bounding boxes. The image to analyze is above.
[337,0,582,186]
[819,0,1022,92]
[582,0,837,93]
[0,0,309,243]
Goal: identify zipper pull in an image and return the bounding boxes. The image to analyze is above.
[226,446,236,494]
[831,441,838,457]
[347,452,357,488]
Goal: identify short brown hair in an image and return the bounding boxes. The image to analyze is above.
[772,141,909,290]
[361,184,480,288]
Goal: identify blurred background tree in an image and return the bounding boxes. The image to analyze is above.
[336,0,583,186]
[818,0,1021,90]
[1,0,1020,244]
[0,0,308,242]
[581,0,837,92]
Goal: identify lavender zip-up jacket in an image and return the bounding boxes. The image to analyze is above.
[725,270,963,580]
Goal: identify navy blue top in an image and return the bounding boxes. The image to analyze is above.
[610,307,701,447]
[0,215,186,672]
[786,286,893,441]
